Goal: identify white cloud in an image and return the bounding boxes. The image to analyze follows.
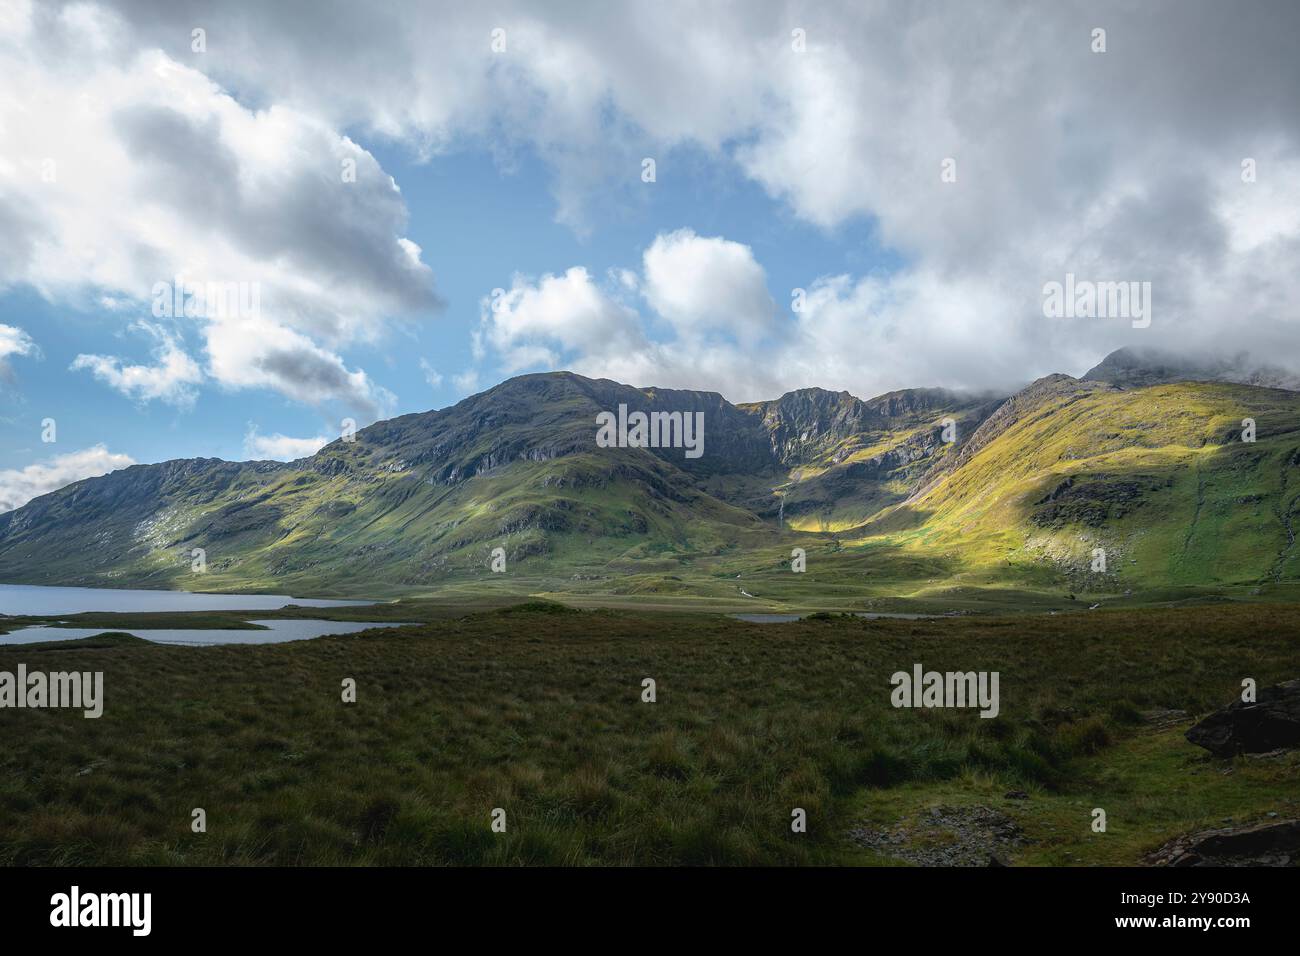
[0,324,36,360]
[101,0,1300,394]
[466,232,786,398]
[451,369,481,394]
[478,267,646,373]
[0,0,33,40]
[419,358,443,388]
[0,323,38,381]
[205,318,395,419]
[0,444,135,513]
[242,426,330,462]
[466,231,1110,401]
[5,1,1300,403]
[642,229,778,341]
[71,320,203,407]
[0,4,438,416]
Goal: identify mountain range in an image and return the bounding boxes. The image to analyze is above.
[2,348,1299,610]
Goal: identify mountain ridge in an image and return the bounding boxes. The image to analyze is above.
[2,351,1299,607]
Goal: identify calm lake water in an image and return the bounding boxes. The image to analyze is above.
[0,619,401,646]
[0,583,371,617]
[0,584,392,646]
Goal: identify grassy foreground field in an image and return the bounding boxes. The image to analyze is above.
[1,602,1297,865]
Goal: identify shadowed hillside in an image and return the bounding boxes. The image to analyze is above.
[1,353,1298,607]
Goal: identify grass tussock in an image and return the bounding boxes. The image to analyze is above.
[0,603,1297,865]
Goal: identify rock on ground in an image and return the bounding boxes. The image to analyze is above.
[1146,819,1300,867]
[1185,679,1300,757]
[849,804,1027,866]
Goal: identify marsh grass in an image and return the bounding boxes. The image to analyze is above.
[1,603,1296,865]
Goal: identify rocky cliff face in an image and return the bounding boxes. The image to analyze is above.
[743,386,973,466]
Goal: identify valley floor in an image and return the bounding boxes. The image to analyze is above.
[1,602,1297,865]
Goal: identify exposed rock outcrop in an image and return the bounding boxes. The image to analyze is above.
[1185,679,1300,756]
[1147,819,1300,867]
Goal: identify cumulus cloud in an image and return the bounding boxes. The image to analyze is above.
[0,444,135,513]
[0,324,36,361]
[0,323,38,382]
[387,0,1297,397]
[472,234,793,398]
[7,0,1300,402]
[642,229,778,341]
[242,426,330,462]
[0,2,438,417]
[71,321,203,407]
[205,318,394,419]
[468,226,1217,401]
[479,267,646,373]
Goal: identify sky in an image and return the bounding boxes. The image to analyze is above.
[1,0,1298,511]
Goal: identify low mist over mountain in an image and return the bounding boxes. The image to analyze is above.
[2,350,1298,606]
[1083,347,1300,392]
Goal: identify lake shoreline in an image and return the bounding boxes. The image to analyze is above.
[0,584,396,646]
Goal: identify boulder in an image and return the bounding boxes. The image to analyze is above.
[1147,820,1300,867]
[1185,679,1300,756]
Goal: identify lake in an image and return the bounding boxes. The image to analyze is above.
[0,583,371,617]
[0,619,403,646]
[0,583,394,646]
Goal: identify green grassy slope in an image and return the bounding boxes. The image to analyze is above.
[0,373,985,600]
[2,369,1299,608]
[854,378,1300,595]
